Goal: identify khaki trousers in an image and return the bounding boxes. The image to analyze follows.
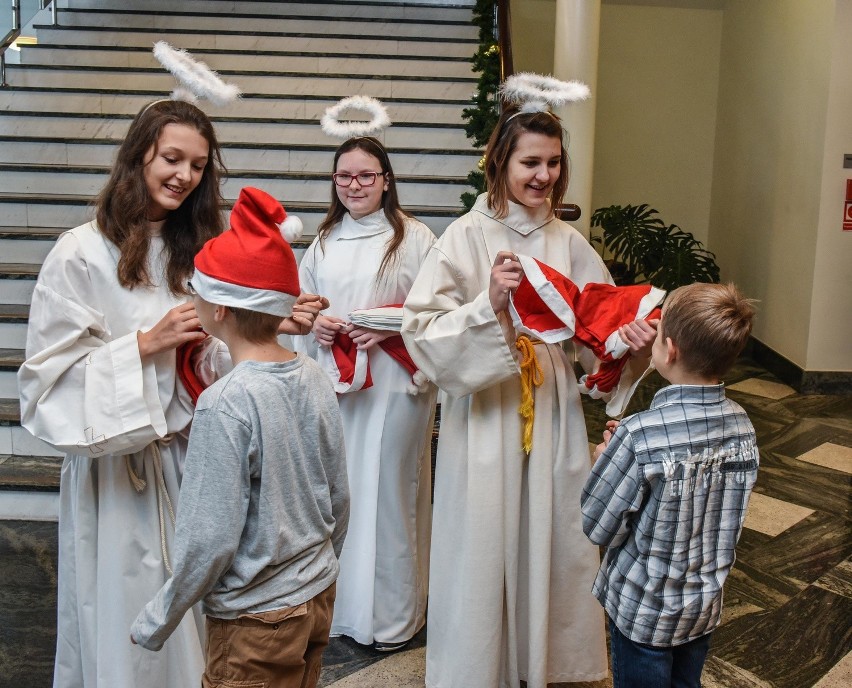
[202,582,336,688]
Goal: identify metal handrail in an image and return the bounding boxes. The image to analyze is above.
[496,0,513,82]
[2,0,56,87]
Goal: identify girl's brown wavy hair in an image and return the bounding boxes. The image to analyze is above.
[95,99,226,296]
[484,106,569,220]
[316,136,412,284]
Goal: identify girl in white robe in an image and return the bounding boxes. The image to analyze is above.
[20,100,232,688]
[402,107,656,688]
[295,137,436,650]
[20,99,324,688]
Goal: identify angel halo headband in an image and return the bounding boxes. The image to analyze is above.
[321,95,391,139]
[147,41,241,109]
[499,72,590,122]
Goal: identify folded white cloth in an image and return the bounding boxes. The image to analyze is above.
[348,306,404,332]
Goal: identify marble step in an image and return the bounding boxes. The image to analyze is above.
[17,44,476,80]
[0,264,39,307]
[0,88,471,123]
[55,0,475,24]
[0,397,62,458]
[4,65,477,103]
[0,371,22,399]
[0,111,473,149]
[0,345,24,372]
[0,164,470,208]
[31,24,476,59]
[51,8,479,40]
[0,303,31,376]
[0,227,331,265]
[0,194,459,236]
[0,454,62,492]
[0,194,94,232]
[0,233,56,263]
[0,136,481,178]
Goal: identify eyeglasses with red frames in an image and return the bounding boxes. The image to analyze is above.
[332,172,385,187]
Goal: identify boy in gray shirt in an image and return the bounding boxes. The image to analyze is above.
[132,187,349,688]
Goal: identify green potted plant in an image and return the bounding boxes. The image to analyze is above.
[590,204,720,290]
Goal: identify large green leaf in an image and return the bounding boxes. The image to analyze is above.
[590,204,720,289]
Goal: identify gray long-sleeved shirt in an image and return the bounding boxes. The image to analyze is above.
[132,355,349,651]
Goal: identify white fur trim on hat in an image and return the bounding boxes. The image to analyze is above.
[500,72,590,114]
[191,269,296,318]
[321,95,391,138]
[509,254,577,343]
[153,41,241,106]
[604,285,666,359]
[278,215,303,243]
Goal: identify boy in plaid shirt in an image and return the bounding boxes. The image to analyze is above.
[581,282,758,688]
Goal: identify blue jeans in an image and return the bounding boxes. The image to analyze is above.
[609,618,712,688]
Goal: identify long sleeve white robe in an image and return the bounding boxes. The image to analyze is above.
[402,195,610,688]
[18,222,229,688]
[295,210,436,645]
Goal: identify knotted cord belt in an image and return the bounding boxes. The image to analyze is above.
[516,335,545,454]
[125,436,177,575]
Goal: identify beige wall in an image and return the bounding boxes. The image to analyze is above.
[592,4,722,246]
[806,0,852,371]
[511,0,557,75]
[510,0,851,372]
[708,0,834,369]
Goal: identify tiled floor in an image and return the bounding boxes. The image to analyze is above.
[1,357,849,688]
[317,358,852,688]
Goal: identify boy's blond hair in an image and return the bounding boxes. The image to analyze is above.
[229,307,284,345]
[662,283,756,380]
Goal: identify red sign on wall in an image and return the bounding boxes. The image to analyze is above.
[845,180,852,231]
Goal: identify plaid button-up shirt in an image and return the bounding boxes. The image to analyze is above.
[581,384,758,647]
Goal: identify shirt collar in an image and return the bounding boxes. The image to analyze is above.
[472,193,555,236]
[336,209,389,239]
[650,384,726,409]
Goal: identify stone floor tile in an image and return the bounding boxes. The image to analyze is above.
[744,491,814,537]
[728,378,797,400]
[812,650,852,687]
[323,646,425,687]
[795,442,852,475]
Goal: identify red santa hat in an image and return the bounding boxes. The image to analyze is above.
[192,186,303,317]
[509,254,664,396]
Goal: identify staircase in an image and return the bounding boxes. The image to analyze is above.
[0,0,479,517]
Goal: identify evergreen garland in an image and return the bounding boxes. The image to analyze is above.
[460,0,501,212]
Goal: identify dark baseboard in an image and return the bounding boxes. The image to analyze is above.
[744,338,852,395]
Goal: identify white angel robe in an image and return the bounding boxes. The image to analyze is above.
[295,210,436,645]
[18,222,229,688]
[402,195,612,688]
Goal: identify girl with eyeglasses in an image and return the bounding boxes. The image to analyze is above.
[294,136,437,652]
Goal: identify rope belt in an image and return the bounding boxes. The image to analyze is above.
[516,335,545,454]
[125,436,177,576]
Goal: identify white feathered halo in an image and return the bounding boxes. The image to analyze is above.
[499,72,590,114]
[321,95,391,139]
[153,41,241,106]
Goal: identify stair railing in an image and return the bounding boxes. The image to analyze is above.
[496,0,513,82]
[496,0,580,222]
[1,0,56,87]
